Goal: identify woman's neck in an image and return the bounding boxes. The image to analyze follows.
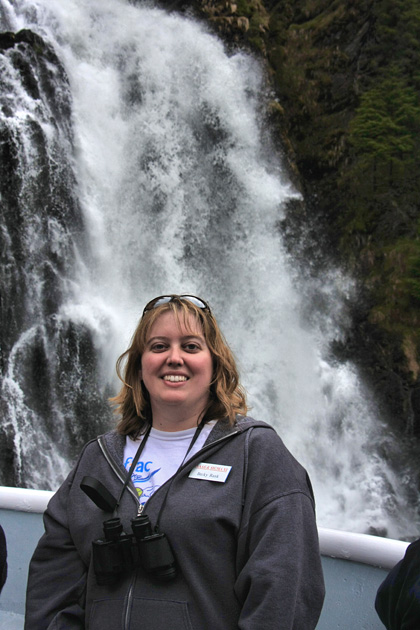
[151,406,203,432]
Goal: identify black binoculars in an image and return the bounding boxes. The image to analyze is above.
[92,514,176,585]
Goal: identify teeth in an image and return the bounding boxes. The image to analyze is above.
[163,375,188,382]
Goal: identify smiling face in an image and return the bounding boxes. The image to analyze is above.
[140,310,213,431]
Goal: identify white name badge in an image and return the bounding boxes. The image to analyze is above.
[189,462,232,483]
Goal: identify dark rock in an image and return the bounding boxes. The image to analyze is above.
[411,388,420,438]
[0,25,112,486]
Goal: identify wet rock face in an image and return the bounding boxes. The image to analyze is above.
[189,0,420,442]
[0,30,112,487]
[1,30,78,350]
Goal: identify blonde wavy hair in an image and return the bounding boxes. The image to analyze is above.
[110,296,248,437]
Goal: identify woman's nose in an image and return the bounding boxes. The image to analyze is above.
[166,346,183,365]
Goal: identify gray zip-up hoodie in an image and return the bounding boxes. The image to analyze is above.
[25,416,325,629]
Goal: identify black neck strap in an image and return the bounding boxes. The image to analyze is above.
[115,421,204,517]
[114,424,152,513]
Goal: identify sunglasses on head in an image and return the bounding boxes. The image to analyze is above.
[142,294,211,317]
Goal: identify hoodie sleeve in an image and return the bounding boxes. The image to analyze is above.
[24,465,87,630]
[375,538,420,630]
[0,525,7,593]
[234,428,325,630]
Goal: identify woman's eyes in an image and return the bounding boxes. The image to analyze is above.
[150,342,201,352]
[151,343,167,351]
[184,343,200,351]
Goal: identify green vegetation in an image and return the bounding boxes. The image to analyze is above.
[348,74,420,192]
[341,3,420,356]
[373,0,420,89]
[261,0,420,375]
[197,0,420,400]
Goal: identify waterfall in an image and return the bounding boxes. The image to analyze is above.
[1,0,419,539]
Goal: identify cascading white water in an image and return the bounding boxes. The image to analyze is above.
[2,0,419,538]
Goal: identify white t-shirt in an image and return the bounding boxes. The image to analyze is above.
[123,421,216,509]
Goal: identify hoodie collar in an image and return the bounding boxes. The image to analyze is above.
[102,415,269,465]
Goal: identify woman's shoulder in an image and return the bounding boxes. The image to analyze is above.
[207,415,276,445]
[235,415,275,432]
[81,429,125,459]
[66,430,125,470]
[235,415,288,451]
[236,415,314,496]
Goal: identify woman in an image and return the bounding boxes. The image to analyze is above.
[25,294,325,629]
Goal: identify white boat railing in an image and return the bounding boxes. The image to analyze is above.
[318,527,408,569]
[0,485,53,513]
[0,485,410,570]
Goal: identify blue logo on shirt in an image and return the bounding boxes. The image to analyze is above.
[131,468,160,484]
[124,457,153,472]
[124,457,161,503]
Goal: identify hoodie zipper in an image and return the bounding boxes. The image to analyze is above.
[97,436,139,504]
[123,570,137,630]
[97,428,240,630]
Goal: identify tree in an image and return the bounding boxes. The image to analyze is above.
[349,73,420,190]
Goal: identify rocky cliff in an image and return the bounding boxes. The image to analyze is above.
[2,0,419,481]
[0,29,111,485]
[165,0,420,447]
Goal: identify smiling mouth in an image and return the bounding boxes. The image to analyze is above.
[162,375,189,382]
